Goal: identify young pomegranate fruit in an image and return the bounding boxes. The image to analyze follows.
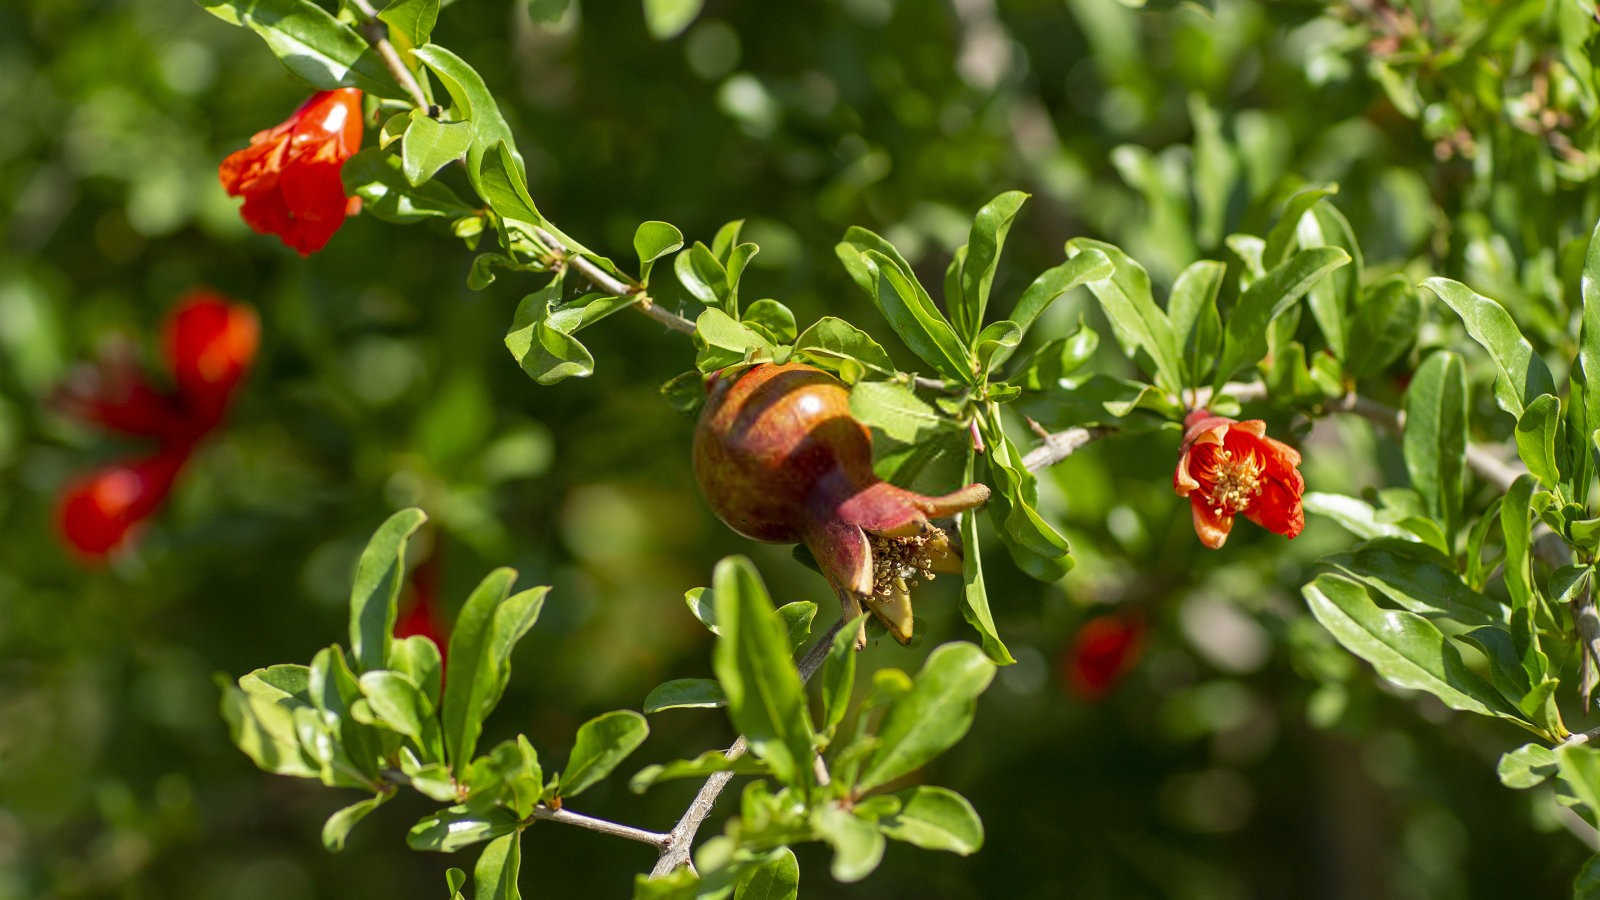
[693,362,990,644]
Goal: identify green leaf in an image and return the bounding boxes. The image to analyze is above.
[1065,238,1183,393]
[322,793,389,852]
[793,317,897,384]
[694,308,775,373]
[1345,278,1422,377]
[676,243,731,311]
[711,557,816,788]
[820,615,866,735]
[643,0,703,39]
[1187,93,1235,248]
[1302,492,1412,542]
[776,601,816,651]
[865,251,973,383]
[307,644,382,787]
[811,805,885,883]
[743,299,797,345]
[342,149,478,223]
[390,633,443,708]
[359,669,444,762]
[473,831,523,900]
[857,642,996,792]
[198,0,396,95]
[413,45,523,198]
[1296,202,1362,360]
[878,785,984,855]
[1403,351,1467,536]
[634,221,684,284]
[1167,259,1226,383]
[1422,277,1557,418]
[559,710,650,798]
[1576,855,1600,900]
[974,321,1023,374]
[1572,216,1600,506]
[1560,743,1600,826]
[505,290,597,385]
[408,805,520,853]
[1010,321,1100,391]
[1515,393,1564,489]
[442,570,548,771]
[711,219,745,260]
[684,586,717,633]
[734,847,799,900]
[219,668,317,778]
[952,191,1029,342]
[1001,251,1113,367]
[1213,246,1349,389]
[349,508,427,673]
[629,749,769,793]
[401,111,474,186]
[378,0,438,46]
[1262,184,1338,269]
[643,678,726,713]
[848,380,955,444]
[1319,538,1500,627]
[1497,743,1559,789]
[447,867,467,900]
[982,424,1073,584]
[959,452,1013,664]
[1301,574,1526,725]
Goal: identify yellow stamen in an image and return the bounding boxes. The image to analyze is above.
[1201,447,1264,517]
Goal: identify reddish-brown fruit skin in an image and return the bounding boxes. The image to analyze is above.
[693,363,873,543]
[693,362,991,645]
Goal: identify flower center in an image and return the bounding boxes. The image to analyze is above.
[1201,447,1263,516]
[867,527,946,600]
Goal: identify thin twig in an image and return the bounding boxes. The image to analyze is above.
[528,805,671,847]
[652,617,846,877]
[532,228,697,335]
[347,0,436,115]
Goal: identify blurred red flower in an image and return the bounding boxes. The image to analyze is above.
[395,553,449,667]
[1172,409,1304,550]
[54,292,259,560]
[1063,613,1146,701]
[218,88,364,255]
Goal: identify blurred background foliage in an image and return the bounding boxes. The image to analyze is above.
[4,0,1600,896]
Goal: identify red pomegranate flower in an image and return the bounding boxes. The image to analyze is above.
[219,88,364,255]
[57,453,186,556]
[1173,409,1304,549]
[693,363,989,644]
[53,292,259,560]
[1062,613,1146,701]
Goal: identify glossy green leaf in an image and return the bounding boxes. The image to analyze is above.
[878,785,984,855]
[401,111,473,186]
[1302,574,1524,724]
[734,846,799,900]
[1320,538,1500,627]
[643,678,726,713]
[473,831,523,900]
[359,669,443,762]
[959,452,1012,664]
[505,294,596,385]
[1000,250,1113,366]
[629,748,769,793]
[643,0,703,39]
[1296,202,1362,360]
[982,425,1073,584]
[857,642,996,792]
[811,805,885,883]
[1403,351,1467,536]
[343,149,478,224]
[743,299,797,345]
[1422,277,1557,418]
[676,243,730,311]
[694,308,775,373]
[1572,216,1600,506]
[349,508,427,673]
[199,0,395,94]
[711,557,815,788]
[407,805,520,852]
[1167,259,1226,383]
[1262,184,1338,269]
[821,615,866,735]
[776,600,815,651]
[1065,238,1183,393]
[1559,743,1600,826]
[219,668,317,778]
[378,0,438,46]
[634,220,684,284]
[442,569,547,770]
[1213,246,1349,389]
[322,793,389,852]
[1515,393,1564,489]
[1345,278,1422,377]
[974,320,1022,373]
[559,710,650,798]
[952,191,1028,341]
[849,380,955,444]
[1010,320,1100,391]
[793,317,897,383]
[413,45,523,198]
[865,250,972,383]
[1498,743,1559,789]
[1302,492,1411,542]
[390,633,443,708]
